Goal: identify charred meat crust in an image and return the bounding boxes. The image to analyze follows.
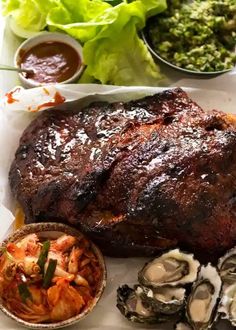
[9,88,236,260]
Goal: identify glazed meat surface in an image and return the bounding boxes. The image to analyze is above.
[9,88,236,261]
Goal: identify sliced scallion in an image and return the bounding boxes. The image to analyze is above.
[43,259,57,289]
[37,240,50,274]
[18,283,32,303]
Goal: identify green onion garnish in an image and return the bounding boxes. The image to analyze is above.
[18,283,32,303]
[43,259,57,289]
[37,240,50,274]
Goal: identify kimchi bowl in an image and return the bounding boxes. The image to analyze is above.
[0,223,106,329]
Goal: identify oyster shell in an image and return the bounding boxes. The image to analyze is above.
[218,246,236,285]
[186,264,222,330]
[116,284,168,323]
[136,284,186,315]
[175,321,193,330]
[138,249,200,288]
[218,283,236,327]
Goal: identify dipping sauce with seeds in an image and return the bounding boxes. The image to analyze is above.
[19,41,82,84]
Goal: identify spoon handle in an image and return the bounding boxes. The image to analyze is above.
[0,64,29,73]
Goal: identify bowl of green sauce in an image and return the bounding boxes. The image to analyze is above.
[142,0,236,76]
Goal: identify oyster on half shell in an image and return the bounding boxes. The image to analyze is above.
[138,249,200,288]
[218,282,236,327]
[116,284,169,324]
[218,246,236,285]
[186,264,222,330]
[136,284,186,315]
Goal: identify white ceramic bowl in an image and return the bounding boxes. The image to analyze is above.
[14,32,85,88]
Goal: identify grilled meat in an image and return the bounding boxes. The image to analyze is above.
[9,88,236,261]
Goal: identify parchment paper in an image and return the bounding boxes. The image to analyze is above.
[0,78,236,329]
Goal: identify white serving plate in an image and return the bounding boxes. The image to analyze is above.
[0,14,236,330]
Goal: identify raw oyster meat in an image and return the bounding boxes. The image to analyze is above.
[138,249,200,288]
[218,246,236,285]
[136,284,186,315]
[218,282,236,327]
[175,321,193,330]
[116,284,169,323]
[186,264,222,330]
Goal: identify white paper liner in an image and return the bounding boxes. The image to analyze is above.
[0,80,235,330]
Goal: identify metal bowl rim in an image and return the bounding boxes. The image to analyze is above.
[141,29,233,76]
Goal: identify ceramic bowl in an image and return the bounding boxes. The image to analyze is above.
[0,222,106,329]
[141,26,234,77]
[14,32,85,88]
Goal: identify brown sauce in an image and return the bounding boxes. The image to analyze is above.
[19,41,81,84]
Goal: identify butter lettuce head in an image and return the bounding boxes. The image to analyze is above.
[2,0,167,86]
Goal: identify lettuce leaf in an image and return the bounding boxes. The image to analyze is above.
[2,0,58,31]
[47,0,112,42]
[2,0,167,86]
[80,21,163,85]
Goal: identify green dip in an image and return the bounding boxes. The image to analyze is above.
[148,0,236,72]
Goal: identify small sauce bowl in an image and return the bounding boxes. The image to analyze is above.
[14,32,85,88]
[0,223,106,329]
